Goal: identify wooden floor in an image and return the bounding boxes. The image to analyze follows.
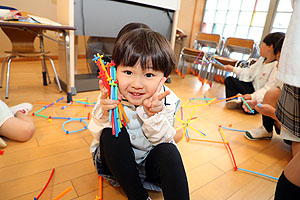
[0,59,292,200]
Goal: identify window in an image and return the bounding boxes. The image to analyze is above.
[201,0,269,44]
[201,0,292,44]
[271,0,293,33]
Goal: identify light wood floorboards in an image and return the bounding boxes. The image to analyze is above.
[0,60,291,199]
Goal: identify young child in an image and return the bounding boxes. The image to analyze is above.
[224,32,285,110]
[0,101,35,148]
[242,37,285,140]
[88,28,189,200]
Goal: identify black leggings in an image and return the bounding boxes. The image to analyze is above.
[100,127,190,200]
[263,115,280,135]
[275,171,300,199]
[225,77,255,99]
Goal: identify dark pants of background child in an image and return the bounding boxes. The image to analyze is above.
[263,114,292,145]
[263,115,280,135]
[100,127,190,200]
[225,77,255,99]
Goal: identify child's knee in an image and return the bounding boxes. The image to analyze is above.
[19,122,35,142]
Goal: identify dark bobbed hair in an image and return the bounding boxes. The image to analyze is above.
[112,28,175,77]
[273,37,285,55]
[263,32,285,48]
[115,23,151,44]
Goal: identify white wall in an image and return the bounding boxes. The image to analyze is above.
[0,0,60,56]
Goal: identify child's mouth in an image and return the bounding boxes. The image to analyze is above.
[130,92,144,98]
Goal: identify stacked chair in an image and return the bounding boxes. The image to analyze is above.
[176,32,257,87]
[176,32,222,86]
[213,37,256,83]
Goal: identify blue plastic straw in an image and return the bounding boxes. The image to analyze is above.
[74,100,96,105]
[56,97,64,103]
[62,119,88,134]
[221,126,248,132]
[51,117,70,119]
[186,129,190,139]
[238,167,278,181]
[240,97,254,113]
[257,103,262,107]
[212,58,225,68]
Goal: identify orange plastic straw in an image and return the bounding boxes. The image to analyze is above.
[35,102,90,107]
[119,103,129,124]
[99,176,103,200]
[53,186,72,200]
[210,94,241,105]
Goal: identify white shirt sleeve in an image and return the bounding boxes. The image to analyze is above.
[233,57,264,82]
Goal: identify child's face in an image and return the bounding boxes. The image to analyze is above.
[260,42,273,57]
[116,62,165,106]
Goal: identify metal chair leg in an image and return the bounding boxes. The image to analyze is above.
[45,56,62,92]
[1,56,8,88]
[176,52,184,76]
[5,56,15,99]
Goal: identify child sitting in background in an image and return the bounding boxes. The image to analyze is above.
[224,32,285,111]
[88,28,189,200]
[242,37,285,140]
[0,101,35,148]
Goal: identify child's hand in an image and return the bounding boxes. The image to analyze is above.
[225,65,234,72]
[143,77,170,117]
[99,80,120,115]
[255,104,275,118]
[243,94,252,100]
[242,99,257,113]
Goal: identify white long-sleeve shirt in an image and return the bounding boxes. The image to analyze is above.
[233,57,279,103]
[88,85,180,164]
[277,0,300,87]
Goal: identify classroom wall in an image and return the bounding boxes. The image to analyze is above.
[0,0,204,59]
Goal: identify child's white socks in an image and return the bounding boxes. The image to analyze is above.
[9,103,33,115]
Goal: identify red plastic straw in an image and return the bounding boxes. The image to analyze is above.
[226,143,238,171]
[36,168,55,199]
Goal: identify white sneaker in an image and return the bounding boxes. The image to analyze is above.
[225,99,241,109]
[9,103,33,115]
[0,137,7,148]
[244,126,273,140]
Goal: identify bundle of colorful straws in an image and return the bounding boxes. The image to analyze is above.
[93,53,129,137]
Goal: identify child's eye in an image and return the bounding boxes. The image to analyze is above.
[124,70,132,75]
[145,73,154,78]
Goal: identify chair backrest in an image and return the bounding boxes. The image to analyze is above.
[221,37,255,59]
[1,27,40,53]
[193,32,222,54]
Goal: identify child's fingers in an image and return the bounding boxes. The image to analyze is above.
[102,104,118,111]
[101,99,119,111]
[99,80,109,99]
[158,90,170,101]
[99,79,104,90]
[156,77,167,94]
[143,98,152,108]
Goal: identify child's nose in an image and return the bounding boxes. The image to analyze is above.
[132,76,143,88]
